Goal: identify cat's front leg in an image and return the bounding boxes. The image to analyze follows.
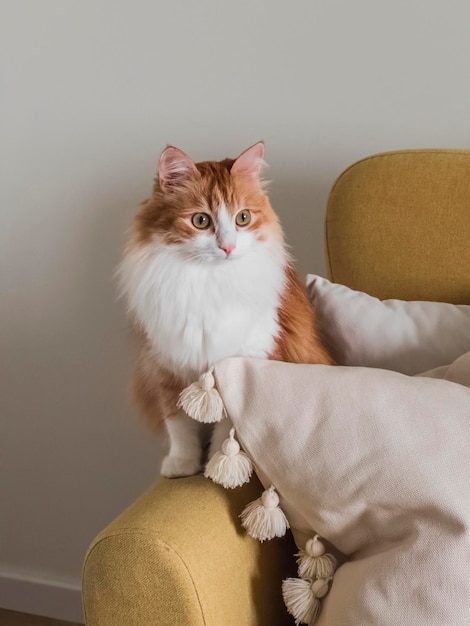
[161,411,204,477]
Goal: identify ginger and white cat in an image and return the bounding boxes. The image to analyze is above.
[119,142,333,478]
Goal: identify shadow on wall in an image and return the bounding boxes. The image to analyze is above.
[1,169,163,583]
[269,173,332,280]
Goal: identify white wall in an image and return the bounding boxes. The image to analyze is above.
[1,1,469,621]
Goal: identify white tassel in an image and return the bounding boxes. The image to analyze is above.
[204,428,253,488]
[296,535,338,579]
[240,485,289,542]
[282,577,330,625]
[177,368,226,423]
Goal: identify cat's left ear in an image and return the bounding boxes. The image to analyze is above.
[231,141,266,179]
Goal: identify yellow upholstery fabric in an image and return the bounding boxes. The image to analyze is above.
[83,476,296,625]
[83,149,469,625]
[326,150,470,304]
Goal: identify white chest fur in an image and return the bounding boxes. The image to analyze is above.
[120,240,287,380]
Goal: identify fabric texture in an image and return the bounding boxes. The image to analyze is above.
[82,475,296,625]
[419,351,470,386]
[213,354,470,626]
[325,149,470,304]
[307,274,470,375]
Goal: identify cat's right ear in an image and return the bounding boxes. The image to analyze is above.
[157,146,198,191]
[231,141,266,179]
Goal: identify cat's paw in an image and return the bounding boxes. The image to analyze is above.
[160,454,202,478]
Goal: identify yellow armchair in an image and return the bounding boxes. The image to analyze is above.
[83,149,470,625]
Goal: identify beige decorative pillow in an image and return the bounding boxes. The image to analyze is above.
[307,274,470,375]
[213,354,470,625]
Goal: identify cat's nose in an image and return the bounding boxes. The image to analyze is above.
[219,244,235,257]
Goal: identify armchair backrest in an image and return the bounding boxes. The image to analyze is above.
[325,149,470,304]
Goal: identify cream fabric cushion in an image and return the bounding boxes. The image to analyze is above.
[213,354,470,625]
[307,274,470,375]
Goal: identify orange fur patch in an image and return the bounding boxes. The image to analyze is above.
[270,265,334,365]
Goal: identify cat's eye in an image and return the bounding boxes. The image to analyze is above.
[235,209,251,227]
[191,213,211,229]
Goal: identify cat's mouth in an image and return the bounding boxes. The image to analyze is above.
[218,252,237,261]
[212,251,239,263]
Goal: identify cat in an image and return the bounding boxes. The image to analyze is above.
[119,141,333,478]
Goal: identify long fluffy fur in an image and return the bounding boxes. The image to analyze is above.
[119,143,333,434]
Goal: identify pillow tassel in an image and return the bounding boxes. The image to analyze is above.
[282,577,330,625]
[204,428,253,488]
[177,367,226,423]
[296,535,338,579]
[240,485,289,542]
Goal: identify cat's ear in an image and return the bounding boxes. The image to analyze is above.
[158,146,198,191]
[231,141,266,179]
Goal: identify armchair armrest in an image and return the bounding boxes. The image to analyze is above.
[83,475,295,625]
